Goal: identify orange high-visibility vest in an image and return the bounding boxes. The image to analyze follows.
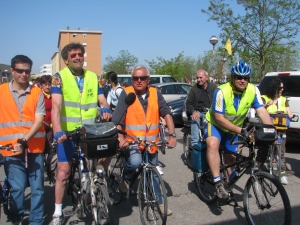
[124,86,160,153]
[0,83,45,156]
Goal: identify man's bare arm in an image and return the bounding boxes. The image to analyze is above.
[51,93,63,133]
[164,114,177,147]
[256,107,273,125]
[98,94,110,108]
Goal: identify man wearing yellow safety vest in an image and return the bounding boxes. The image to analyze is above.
[0,55,46,225]
[112,65,177,216]
[50,42,112,224]
[204,61,273,203]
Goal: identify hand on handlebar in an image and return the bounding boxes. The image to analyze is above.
[54,130,67,144]
[13,143,24,153]
[98,107,112,121]
[192,111,201,121]
[166,136,177,148]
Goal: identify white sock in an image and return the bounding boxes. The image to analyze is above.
[53,203,62,216]
[213,175,221,183]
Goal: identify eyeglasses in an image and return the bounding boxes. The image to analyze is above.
[234,75,249,81]
[279,87,284,90]
[132,76,149,81]
[13,68,31,74]
[70,53,83,59]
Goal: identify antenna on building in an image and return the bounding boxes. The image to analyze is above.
[67,26,69,30]
[78,27,80,30]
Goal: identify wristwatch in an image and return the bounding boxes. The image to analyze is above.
[169,133,176,138]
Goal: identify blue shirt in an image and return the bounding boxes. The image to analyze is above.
[211,85,264,114]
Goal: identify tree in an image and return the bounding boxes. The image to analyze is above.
[202,0,300,78]
[103,50,138,74]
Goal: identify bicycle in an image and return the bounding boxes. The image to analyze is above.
[193,124,292,225]
[107,123,170,225]
[182,108,208,168]
[60,124,116,225]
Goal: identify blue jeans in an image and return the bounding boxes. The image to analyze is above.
[191,112,205,147]
[124,146,163,204]
[4,152,44,225]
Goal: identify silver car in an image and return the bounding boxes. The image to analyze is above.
[151,82,191,103]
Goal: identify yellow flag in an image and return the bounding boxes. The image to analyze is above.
[224,38,232,55]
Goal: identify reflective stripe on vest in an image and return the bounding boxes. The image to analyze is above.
[206,82,256,132]
[262,95,287,113]
[123,86,160,152]
[0,83,45,156]
[59,67,98,131]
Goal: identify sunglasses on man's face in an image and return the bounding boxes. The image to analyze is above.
[278,86,284,90]
[70,53,83,59]
[234,75,250,81]
[132,76,149,81]
[14,68,31,74]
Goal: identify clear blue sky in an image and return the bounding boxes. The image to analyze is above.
[1,1,297,74]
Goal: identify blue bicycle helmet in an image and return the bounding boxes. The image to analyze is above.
[230,61,252,76]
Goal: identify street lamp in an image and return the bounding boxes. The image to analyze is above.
[209,35,218,82]
[125,62,131,74]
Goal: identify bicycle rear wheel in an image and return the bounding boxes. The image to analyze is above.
[93,183,115,225]
[137,166,168,225]
[243,171,291,225]
[194,172,217,204]
[107,154,123,205]
[2,179,11,217]
[183,133,193,168]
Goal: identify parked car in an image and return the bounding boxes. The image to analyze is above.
[151,82,191,103]
[118,74,177,86]
[167,97,186,125]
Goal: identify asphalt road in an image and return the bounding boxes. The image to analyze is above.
[1,127,300,225]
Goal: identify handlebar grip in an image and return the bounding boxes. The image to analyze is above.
[117,130,127,135]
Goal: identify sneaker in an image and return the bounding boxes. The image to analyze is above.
[155,204,172,216]
[281,176,288,185]
[156,166,164,175]
[227,191,238,207]
[215,181,229,199]
[119,180,129,195]
[52,214,64,225]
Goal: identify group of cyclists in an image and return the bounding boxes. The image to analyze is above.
[0,41,290,225]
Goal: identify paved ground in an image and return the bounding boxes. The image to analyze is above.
[1,127,300,225]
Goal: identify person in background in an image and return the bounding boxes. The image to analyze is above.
[112,65,176,216]
[106,71,123,112]
[121,82,129,89]
[0,55,46,225]
[186,69,217,147]
[257,77,293,184]
[35,77,41,88]
[100,77,110,99]
[51,42,112,225]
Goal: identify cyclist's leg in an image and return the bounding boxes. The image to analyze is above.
[280,131,287,171]
[123,146,142,185]
[27,153,44,224]
[4,152,27,222]
[148,152,162,204]
[222,133,239,178]
[191,115,200,147]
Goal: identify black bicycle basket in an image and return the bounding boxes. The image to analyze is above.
[254,124,277,146]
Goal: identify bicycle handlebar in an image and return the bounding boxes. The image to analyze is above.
[0,144,22,152]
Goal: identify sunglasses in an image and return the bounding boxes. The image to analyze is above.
[278,87,284,90]
[14,68,31,74]
[70,53,83,59]
[234,75,249,81]
[132,76,149,81]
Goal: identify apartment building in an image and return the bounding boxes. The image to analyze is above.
[40,64,52,76]
[51,51,60,74]
[57,28,102,75]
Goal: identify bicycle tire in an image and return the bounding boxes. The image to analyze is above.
[1,178,10,217]
[243,171,291,225]
[183,133,193,168]
[194,172,217,204]
[107,154,123,205]
[137,166,168,225]
[93,183,116,225]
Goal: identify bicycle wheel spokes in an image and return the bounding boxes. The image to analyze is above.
[138,167,167,225]
[244,172,291,225]
[194,172,217,204]
[107,174,123,205]
[94,183,115,225]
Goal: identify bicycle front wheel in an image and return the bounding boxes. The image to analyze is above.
[243,171,291,225]
[194,172,217,204]
[137,166,168,225]
[94,183,115,225]
[107,154,123,205]
[183,133,193,168]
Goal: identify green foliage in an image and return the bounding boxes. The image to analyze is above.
[103,50,138,74]
[202,0,300,77]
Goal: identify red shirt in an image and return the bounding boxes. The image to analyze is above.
[43,92,52,125]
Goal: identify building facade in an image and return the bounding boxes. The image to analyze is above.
[57,29,102,75]
[51,51,60,74]
[40,64,52,76]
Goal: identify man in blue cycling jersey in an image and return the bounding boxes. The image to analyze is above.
[205,61,272,202]
[51,42,112,224]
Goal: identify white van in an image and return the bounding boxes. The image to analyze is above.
[257,71,300,138]
[117,74,177,86]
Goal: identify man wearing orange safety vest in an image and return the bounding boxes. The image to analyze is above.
[0,55,46,225]
[112,65,177,216]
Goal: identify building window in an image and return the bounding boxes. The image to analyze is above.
[73,33,77,37]
[82,43,87,47]
[83,62,87,66]
[83,33,87,38]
